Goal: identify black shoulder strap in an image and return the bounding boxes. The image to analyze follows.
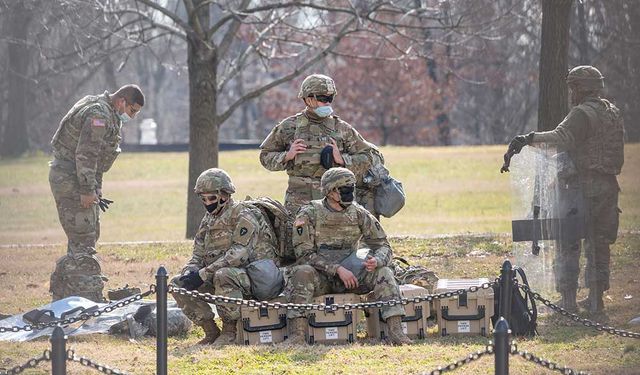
[514,266,537,323]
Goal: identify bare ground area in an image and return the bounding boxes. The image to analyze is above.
[1,235,639,374]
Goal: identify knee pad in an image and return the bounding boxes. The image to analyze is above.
[50,254,106,302]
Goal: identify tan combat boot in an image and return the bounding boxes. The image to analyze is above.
[212,320,237,346]
[578,288,604,314]
[386,315,414,346]
[197,319,221,345]
[285,317,308,345]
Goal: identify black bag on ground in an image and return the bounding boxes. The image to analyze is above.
[492,266,537,336]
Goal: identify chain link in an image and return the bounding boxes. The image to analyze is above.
[169,280,497,312]
[0,350,51,374]
[510,343,589,375]
[517,283,640,339]
[425,344,494,375]
[0,286,156,334]
[67,349,129,375]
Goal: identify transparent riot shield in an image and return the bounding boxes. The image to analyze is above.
[509,146,586,298]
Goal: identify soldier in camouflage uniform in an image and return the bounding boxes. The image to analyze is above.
[509,66,624,314]
[171,168,281,345]
[285,167,413,345]
[49,84,144,303]
[259,74,376,215]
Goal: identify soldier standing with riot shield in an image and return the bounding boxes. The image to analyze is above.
[259,74,376,215]
[508,66,624,315]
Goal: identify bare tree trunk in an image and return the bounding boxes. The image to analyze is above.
[185,36,219,238]
[574,0,590,63]
[538,0,572,131]
[1,2,31,157]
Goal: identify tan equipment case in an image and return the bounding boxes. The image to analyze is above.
[434,278,494,336]
[236,295,288,345]
[366,284,431,340]
[307,293,361,345]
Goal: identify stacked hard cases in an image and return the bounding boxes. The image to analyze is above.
[434,278,494,336]
[236,295,288,345]
[366,284,431,340]
[306,293,361,344]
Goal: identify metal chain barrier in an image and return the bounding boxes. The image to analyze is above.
[425,344,494,375]
[510,343,589,375]
[169,280,498,311]
[0,286,156,334]
[66,349,128,375]
[0,350,51,374]
[517,283,640,339]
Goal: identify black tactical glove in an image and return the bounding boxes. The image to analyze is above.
[98,197,114,212]
[320,145,335,169]
[178,270,204,291]
[508,132,535,155]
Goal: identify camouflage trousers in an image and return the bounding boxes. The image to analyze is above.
[171,267,252,326]
[49,166,104,302]
[285,264,405,320]
[284,176,323,215]
[583,178,620,292]
[554,176,620,293]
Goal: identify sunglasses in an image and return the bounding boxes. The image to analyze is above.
[199,194,219,203]
[310,94,334,103]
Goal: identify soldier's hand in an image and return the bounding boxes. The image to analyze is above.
[328,138,344,166]
[80,192,98,208]
[337,266,358,289]
[364,256,378,272]
[284,139,307,163]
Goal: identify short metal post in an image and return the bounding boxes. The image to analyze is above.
[494,317,510,375]
[156,266,168,375]
[51,326,67,375]
[499,260,514,323]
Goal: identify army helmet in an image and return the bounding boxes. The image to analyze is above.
[566,65,604,91]
[298,74,338,99]
[321,167,356,196]
[194,168,236,195]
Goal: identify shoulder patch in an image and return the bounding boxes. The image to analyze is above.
[297,226,303,236]
[375,222,381,231]
[240,227,248,236]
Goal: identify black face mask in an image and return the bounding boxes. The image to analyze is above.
[338,185,355,208]
[204,197,227,214]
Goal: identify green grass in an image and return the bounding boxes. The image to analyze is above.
[1,144,638,244]
[1,145,639,374]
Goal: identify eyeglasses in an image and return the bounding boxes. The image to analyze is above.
[199,194,219,203]
[310,94,334,103]
[127,102,142,117]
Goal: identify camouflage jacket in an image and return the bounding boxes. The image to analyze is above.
[259,109,373,180]
[292,199,392,276]
[50,91,122,194]
[185,199,279,281]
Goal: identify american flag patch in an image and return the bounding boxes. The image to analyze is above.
[92,118,106,127]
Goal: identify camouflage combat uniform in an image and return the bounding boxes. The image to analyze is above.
[171,199,279,326]
[260,110,374,214]
[49,91,122,302]
[533,95,624,296]
[285,199,405,320]
[259,74,377,215]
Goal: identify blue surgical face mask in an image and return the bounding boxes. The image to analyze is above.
[118,112,132,123]
[314,105,333,118]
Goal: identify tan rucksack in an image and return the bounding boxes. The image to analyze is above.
[244,196,296,266]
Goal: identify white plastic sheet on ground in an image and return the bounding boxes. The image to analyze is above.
[0,297,186,342]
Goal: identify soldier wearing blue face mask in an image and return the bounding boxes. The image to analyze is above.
[48,84,144,303]
[260,74,377,216]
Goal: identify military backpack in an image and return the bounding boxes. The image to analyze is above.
[244,196,296,266]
